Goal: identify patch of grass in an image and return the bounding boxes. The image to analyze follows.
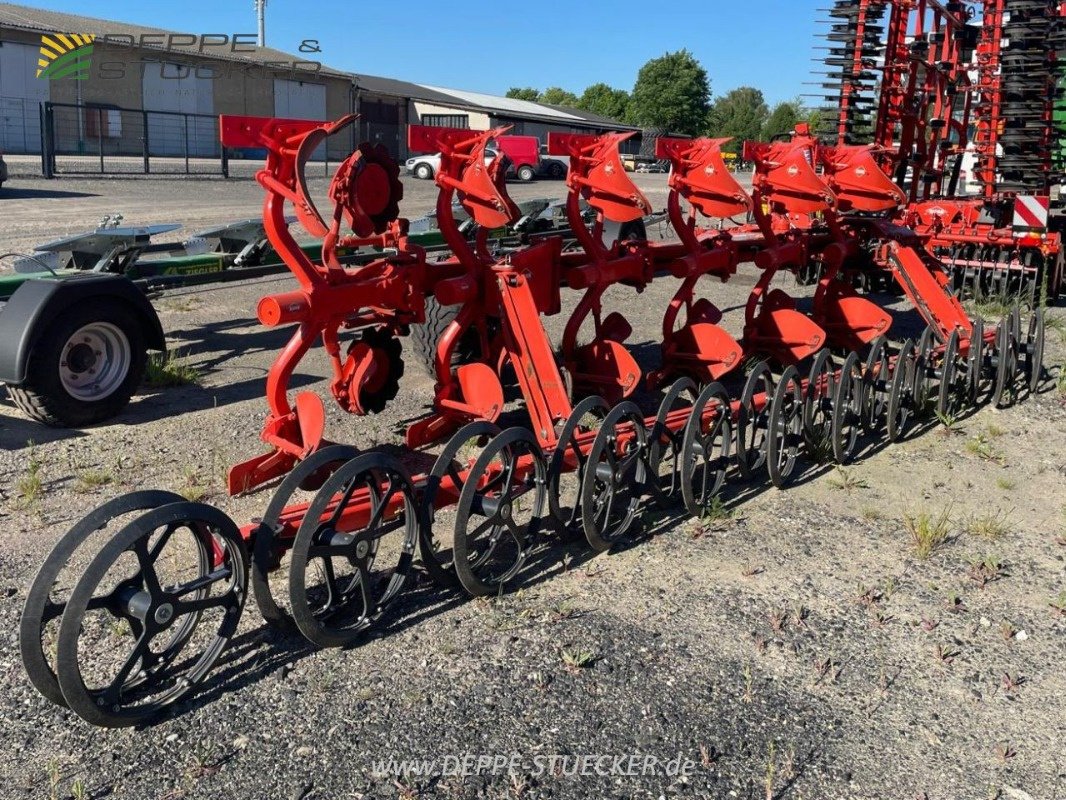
[74,467,113,493]
[70,779,88,800]
[1049,591,1066,617]
[962,509,1012,541]
[966,433,1005,465]
[861,505,885,521]
[160,296,202,313]
[14,441,43,509]
[807,433,834,465]
[177,466,210,502]
[828,467,869,493]
[995,477,1016,491]
[904,506,953,559]
[560,646,595,672]
[985,423,1005,438]
[1044,313,1066,344]
[144,350,201,389]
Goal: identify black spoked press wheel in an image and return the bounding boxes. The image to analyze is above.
[56,502,248,727]
[581,401,648,553]
[736,361,773,481]
[913,326,937,417]
[20,490,185,709]
[967,318,992,406]
[419,421,500,588]
[804,349,836,458]
[453,428,547,597]
[886,337,917,443]
[831,351,863,464]
[680,382,732,517]
[992,314,1017,409]
[288,453,420,648]
[8,300,149,427]
[251,445,360,633]
[1022,305,1045,394]
[547,397,609,537]
[862,336,890,434]
[936,329,967,420]
[766,366,803,489]
[647,378,698,509]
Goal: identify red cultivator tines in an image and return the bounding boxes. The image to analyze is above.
[20,111,1047,728]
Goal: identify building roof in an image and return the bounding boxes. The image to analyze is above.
[0,2,352,78]
[0,2,634,130]
[355,74,636,131]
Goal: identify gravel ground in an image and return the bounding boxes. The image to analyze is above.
[0,170,1064,800]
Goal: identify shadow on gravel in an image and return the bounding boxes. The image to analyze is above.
[0,186,99,199]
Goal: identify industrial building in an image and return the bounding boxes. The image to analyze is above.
[0,2,636,169]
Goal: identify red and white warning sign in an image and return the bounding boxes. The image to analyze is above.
[1012,195,1050,232]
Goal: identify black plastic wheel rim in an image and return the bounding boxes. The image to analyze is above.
[913,327,937,416]
[56,502,247,728]
[887,338,916,443]
[936,329,963,419]
[736,362,773,480]
[681,382,733,516]
[547,397,609,535]
[581,401,648,552]
[20,490,186,709]
[1023,306,1045,394]
[804,349,835,451]
[992,316,1015,408]
[419,422,500,587]
[453,428,546,596]
[288,453,419,647]
[831,352,863,464]
[861,336,890,433]
[251,445,360,633]
[647,378,698,508]
[967,318,988,405]
[767,366,803,489]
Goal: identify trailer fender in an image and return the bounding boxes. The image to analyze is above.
[0,273,165,385]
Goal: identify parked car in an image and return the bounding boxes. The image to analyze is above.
[539,145,568,179]
[636,159,669,174]
[0,149,8,189]
[405,135,546,182]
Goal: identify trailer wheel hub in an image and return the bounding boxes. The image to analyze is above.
[59,322,131,401]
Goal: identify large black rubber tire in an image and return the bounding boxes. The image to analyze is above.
[7,299,148,427]
[410,296,493,376]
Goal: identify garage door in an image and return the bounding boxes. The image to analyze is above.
[275,79,326,159]
[142,61,215,157]
[0,41,50,153]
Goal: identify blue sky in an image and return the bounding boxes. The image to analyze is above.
[34,0,820,106]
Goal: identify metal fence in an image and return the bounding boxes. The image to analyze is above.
[0,96,44,155]
[41,101,228,177]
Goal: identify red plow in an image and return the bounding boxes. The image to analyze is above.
[20,95,1050,724]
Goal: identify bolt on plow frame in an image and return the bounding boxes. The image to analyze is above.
[19,112,1047,727]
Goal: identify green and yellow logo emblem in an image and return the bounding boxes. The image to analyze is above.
[37,33,95,80]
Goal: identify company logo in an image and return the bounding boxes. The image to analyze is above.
[37,33,96,80]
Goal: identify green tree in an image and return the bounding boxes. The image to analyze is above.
[761,101,802,140]
[627,50,711,135]
[539,86,580,107]
[577,83,630,121]
[708,87,770,153]
[506,87,541,101]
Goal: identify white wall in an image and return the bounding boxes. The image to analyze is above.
[0,40,49,153]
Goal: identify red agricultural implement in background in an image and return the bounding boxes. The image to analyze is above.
[815,0,1066,301]
[19,104,1048,727]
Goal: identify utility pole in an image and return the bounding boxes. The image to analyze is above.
[255,0,266,47]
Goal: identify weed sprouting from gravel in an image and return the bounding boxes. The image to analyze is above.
[993,742,1017,763]
[963,509,1012,541]
[1001,672,1025,695]
[966,554,1005,589]
[932,643,959,667]
[999,620,1018,641]
[812,655,842,685]
[14,440,44,509]
[74,467,113,493]
[764,741,777,800]
[995,477,1016,491]
[70,778,88,800]
[145,349,201,388]
[1049,591,1066,617]
[934,411,964,437]
[829,467,868,493]
[903,506,953,559]
[965,432,1006,465]
[945,592,968,614]
[177,465,210,502]
[560,646,595,672]
[862,505,885,521]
